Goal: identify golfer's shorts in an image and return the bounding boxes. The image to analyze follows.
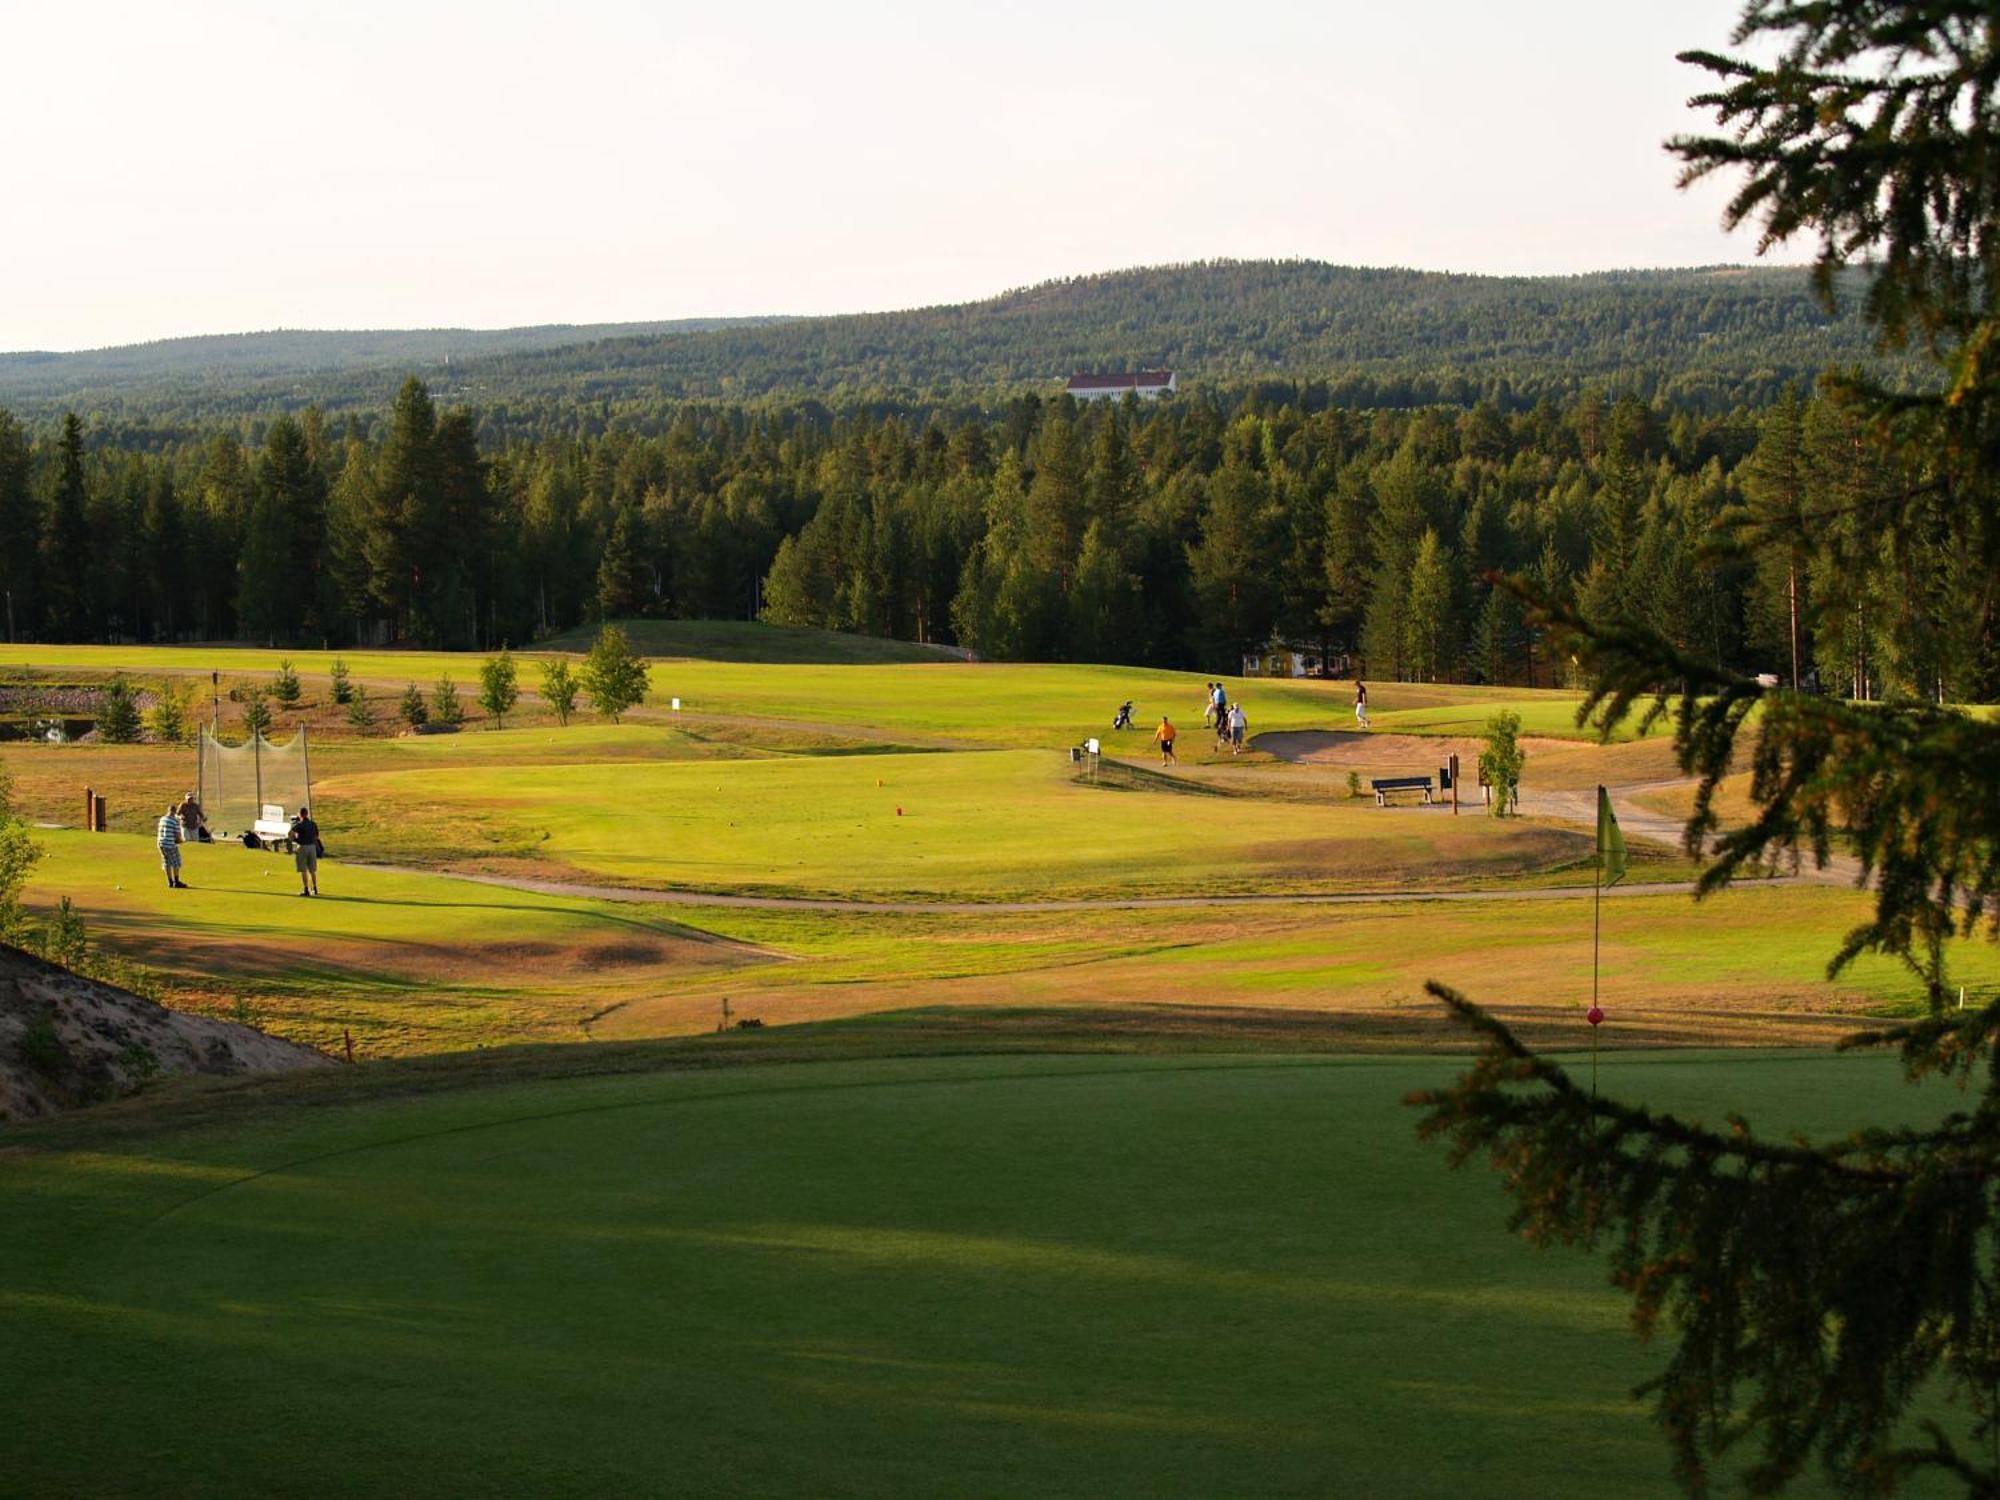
[294,846,319,874]
[160,847,182,871]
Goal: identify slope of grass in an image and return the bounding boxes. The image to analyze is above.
[0,1040,1933,1498]
[25,830,765,1054]
[537,618,959,663]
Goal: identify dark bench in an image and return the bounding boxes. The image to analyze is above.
[1371,775,1434,807]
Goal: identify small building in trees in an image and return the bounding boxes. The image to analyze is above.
[1064,370,1176,401]
[1241,639,1347,679]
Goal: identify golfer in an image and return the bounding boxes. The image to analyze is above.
[1230,701,1247,753]
[1355,679,1370,729]
[157,802,187,890]
[176,790,206,844]
[290,805,322,897]
[1155,715,1178,766]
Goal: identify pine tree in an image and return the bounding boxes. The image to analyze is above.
[344,685,374,732]
[1402,529,1455,683]
[329,658,353,705]
[272,660,302,708]
[43,414,90,639]
[578,625,649,723]
[398,683,428,730]
[241,688,272,738]
[147,681,193,746]
[478,651,518,729]
[430,675,463,727]
[96,678,140,744]
[0,410,39,640]
[1418,8,2000,1493]
[596,504,652,619]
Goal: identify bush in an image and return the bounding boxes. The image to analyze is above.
[579,625,650,723]
[241,688,273,738]
[431,675,464,727]
[329,658,353,705]
[1346,770,1363,799]
[540,659,579,727]
[1478,710,1525,817]
[399,683,428,729]
[345,685,374,731]
[272,660,302,707]
[19,1010,66,1079]
[97,678,141,744]
[147,681,195,746]
[479,651,519,729]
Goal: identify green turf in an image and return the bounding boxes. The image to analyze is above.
[318,746,1594,899]
[0,1042,1943,1498]
[1,641,1612,747]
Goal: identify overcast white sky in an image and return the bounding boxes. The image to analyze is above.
[3,0,1786,352]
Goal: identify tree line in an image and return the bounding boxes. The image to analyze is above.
[0,376,1988,699]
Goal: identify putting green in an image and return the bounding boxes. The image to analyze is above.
[1,1046,1925,1498]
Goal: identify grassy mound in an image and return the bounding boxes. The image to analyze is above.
[3,1027,1918,1497]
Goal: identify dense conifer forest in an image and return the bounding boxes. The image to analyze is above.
[0,260,1906,431]
[1,364,1987,700]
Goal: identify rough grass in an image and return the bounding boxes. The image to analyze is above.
[0,1031,1930,1498]
[25,830,770,1055]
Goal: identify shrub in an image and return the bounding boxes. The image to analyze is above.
[241,688,273,738]
[1478,710,1525,817]
[479,651,519,729]
[147,681,195,746]
[97,678,141,743]
[272,660,302,707]
[399,683,428,729]
[579,625,649,723]
[431,675,464,727]
[539,659,579,727]
[19,1009,66,1079]
[329,658,354,705]
[345,685,374,731]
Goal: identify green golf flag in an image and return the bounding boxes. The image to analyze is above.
[1596,784,1628,887]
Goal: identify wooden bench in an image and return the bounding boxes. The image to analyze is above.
[1371,775,1434,807]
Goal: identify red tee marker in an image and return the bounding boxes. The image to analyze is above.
[896,806,903,816]
[1586,1006,1605,1027]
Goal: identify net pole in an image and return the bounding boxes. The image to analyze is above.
[254,727,263,813]
[301,724,314,816]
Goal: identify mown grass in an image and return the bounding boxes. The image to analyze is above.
[317,746,1597,900]
[0,1034,1936,1498]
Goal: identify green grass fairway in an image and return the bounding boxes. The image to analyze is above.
[2,1042,1934,1498]
[319,746,1594,899]
[1,639,1610,747]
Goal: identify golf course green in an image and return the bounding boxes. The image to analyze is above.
[2,1039,1935,1498]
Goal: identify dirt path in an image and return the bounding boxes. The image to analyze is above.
[1255,728,1866,890]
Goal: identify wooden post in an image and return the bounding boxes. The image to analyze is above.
[93,794,106,832]
[1450,753,1459,816]
[84,786,97,831]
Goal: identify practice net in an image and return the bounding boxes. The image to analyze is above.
[196,725,312,839]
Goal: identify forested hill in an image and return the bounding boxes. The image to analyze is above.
[0,318,786,423]
[1,261,1901,426]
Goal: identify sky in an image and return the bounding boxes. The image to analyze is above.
[3,0,1791,352]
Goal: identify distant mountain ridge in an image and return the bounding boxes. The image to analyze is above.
[0,260,1902,423]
